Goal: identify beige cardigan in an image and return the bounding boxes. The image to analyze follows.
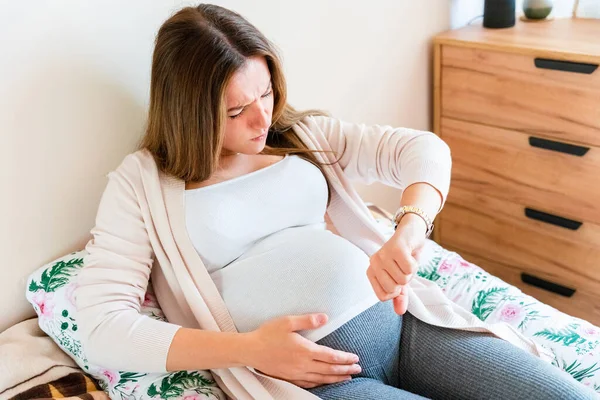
[76,116,553,399]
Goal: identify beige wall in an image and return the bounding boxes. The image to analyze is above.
[1,0,451,331]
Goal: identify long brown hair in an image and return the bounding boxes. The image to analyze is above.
[139,4,344,205]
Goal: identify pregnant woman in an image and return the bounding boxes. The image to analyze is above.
[75,4,596,399]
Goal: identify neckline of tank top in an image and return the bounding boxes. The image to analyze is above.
[185,153,295,193]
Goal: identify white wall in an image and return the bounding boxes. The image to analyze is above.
[1,0,181,332]
[1,0,452,331]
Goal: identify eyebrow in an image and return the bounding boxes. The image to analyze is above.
[227,81,272,113]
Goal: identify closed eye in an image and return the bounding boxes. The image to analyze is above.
[229,87,273,120]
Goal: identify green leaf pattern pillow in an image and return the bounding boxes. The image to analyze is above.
[26,251,225,400]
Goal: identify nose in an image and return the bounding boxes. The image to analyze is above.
[250,100,271,131]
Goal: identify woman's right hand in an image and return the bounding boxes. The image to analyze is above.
[242,313,362,389]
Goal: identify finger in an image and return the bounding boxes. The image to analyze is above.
[378,265,404,294]
[393,245,419,276]
[367,269,398,301]
[367,269,387,301]
[377,247,415,284]
[381,282,403,302]
[311,345,359,364]
[382,257,411,286]
[284,313,328,332]
[375,252,409,286]
[393,293,409,315]
[303,373,353,385]
[310,360,362,375]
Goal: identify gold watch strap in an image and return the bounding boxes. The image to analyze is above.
[393,205,434,238]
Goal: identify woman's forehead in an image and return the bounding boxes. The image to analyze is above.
[226,57,271,109]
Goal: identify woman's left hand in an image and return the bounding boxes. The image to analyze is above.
[366,213,427,315]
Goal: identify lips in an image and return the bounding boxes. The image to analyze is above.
[251,131,267,140]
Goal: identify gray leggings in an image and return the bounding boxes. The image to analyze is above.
[307,300,597,399]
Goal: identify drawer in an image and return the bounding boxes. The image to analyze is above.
[442,117,600,225]
[443,246,600,326]
[438,187,600,296]
[441,45,600,146]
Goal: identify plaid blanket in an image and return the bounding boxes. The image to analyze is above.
[0,319,108,400]
[8,372,107,400]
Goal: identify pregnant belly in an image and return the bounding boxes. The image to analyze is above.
[210,224,379,341]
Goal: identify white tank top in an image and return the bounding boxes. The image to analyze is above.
[184,154,379,341]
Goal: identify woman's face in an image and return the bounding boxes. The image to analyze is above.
[221,56,274,156]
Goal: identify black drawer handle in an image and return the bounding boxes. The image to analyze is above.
[521,273,576,297]
[524,208,582,231]
[534,58,598,74]
[529,137,589,156]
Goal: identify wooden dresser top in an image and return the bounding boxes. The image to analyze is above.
[434,18,600,63]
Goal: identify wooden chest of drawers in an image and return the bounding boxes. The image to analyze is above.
[432,19,600,325]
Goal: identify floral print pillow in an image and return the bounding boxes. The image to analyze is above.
[416,239,600,395]
[25,251,225,400]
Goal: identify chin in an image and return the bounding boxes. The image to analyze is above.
[250,143,267,154]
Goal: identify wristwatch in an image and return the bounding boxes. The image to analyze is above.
[393,205,434,238]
